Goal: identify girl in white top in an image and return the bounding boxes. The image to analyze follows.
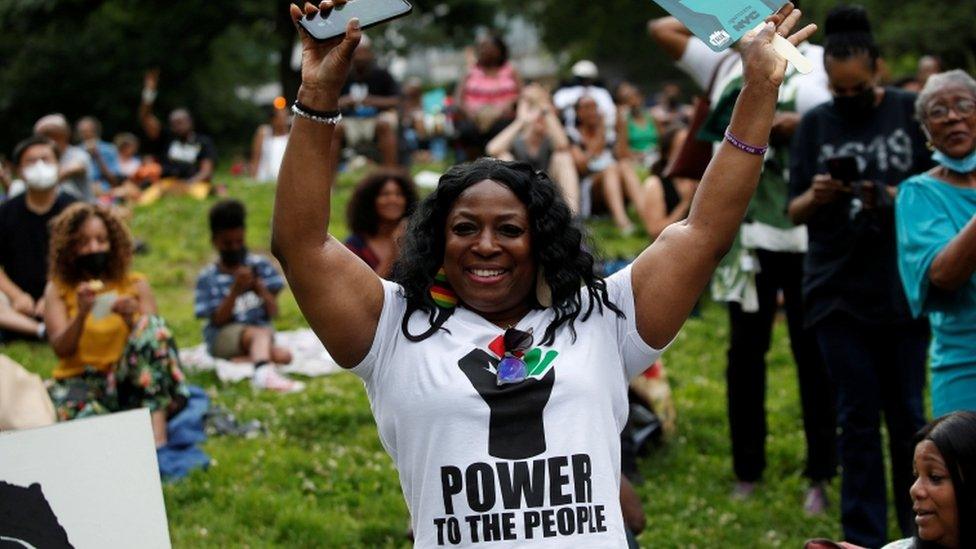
[251,107,290,182]
[273,2,815,546]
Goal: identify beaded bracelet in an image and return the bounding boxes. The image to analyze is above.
[291,102,343,125]
[724,128,768,156]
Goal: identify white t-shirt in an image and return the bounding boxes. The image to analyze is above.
[352,266,665,548]
[552,85,618,142]
[677,38,831,116]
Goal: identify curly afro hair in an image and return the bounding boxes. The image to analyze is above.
[49,203,133,286]
[346,168,418,237]
[393,157,622,345]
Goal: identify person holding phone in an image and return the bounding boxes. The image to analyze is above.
[195,199,301,393]
[787,7,933,547]
[275,1,813,546]
[44,203,187,448]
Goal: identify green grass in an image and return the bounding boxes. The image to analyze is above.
[4,169,845,547]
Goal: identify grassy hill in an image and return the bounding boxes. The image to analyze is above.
[4,171,845,547]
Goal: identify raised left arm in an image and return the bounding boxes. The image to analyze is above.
[631,5,815,348]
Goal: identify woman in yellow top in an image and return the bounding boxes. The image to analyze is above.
[44,202,187,447]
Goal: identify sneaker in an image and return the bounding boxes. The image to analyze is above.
[252,365,305,393]
[803,483,829,516]
[731,481,757,501]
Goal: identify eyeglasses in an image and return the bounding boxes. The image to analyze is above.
[926,99,976,124]
[496,327,534,385]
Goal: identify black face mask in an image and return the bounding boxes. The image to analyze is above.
[833,87,876,120]
[220,247,247,267]
[78,251,109,278]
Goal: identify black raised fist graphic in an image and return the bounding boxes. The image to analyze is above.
[458,349,556,459]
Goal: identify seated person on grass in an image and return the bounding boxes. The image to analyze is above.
[333,36,400,168]
[0,137,77,342]
[138,70,216,204]
[195,199,301,393]
[44,203,187,447]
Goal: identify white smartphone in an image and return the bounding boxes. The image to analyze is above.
[298,0,413,42]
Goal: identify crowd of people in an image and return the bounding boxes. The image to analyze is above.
[1,0,975,547]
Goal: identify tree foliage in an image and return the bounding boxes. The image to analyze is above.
[521,0,976,95]
[1,0,973,158]
[0,0,505,158]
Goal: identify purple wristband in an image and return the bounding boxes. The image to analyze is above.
[724,128,768,156]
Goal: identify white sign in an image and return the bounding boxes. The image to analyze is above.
[0,409,171,548]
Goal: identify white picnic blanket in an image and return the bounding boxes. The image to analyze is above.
[179,329,343,383]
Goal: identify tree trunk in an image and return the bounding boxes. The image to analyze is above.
[276,0,302,102]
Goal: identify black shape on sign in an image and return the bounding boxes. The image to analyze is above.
[0,481,74,548]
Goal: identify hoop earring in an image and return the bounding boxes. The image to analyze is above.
[430,267,458,309]
[536,267,552,308]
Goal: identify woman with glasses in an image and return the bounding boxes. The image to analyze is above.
[896,70,976,418]
[787,7,933,547]
[274,1,814,546]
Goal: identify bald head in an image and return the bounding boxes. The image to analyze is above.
[34,113,71,147]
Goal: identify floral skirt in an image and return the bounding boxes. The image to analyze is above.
[49,315,189,421]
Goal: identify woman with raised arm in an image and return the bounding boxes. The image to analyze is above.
[273,2,814,546]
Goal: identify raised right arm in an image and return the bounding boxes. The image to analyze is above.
[139,70,162,141]
[647,16,693,61]
[271,2,383,368]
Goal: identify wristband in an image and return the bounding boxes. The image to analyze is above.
[294,101,341,118]
[724,128,768,156]
[291,102,342,125]
[141,88,157,103]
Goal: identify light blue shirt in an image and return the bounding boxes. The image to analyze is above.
[896,173,976,414]
[87,140,121,187]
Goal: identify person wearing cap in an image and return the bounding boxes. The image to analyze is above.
[552,60,617,138]
[33,114,93,202]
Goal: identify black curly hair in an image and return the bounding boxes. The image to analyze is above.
[392,158,622,346]
[346,168,419,237]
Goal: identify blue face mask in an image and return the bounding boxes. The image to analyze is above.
[932,149,976,174]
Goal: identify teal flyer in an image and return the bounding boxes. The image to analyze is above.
[652,0,786,51]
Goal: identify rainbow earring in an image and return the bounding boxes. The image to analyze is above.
[430,268,458,309]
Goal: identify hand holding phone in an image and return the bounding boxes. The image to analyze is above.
[810,174,848,206]
[298,0,412,42]
[290,1,364,110]
[826,155,862,186]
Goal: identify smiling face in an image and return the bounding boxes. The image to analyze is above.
[923,84,976,159]
[911,440,960,548]
[375,179,407,224]
[76,216,111,256]
[443,180,535,325]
